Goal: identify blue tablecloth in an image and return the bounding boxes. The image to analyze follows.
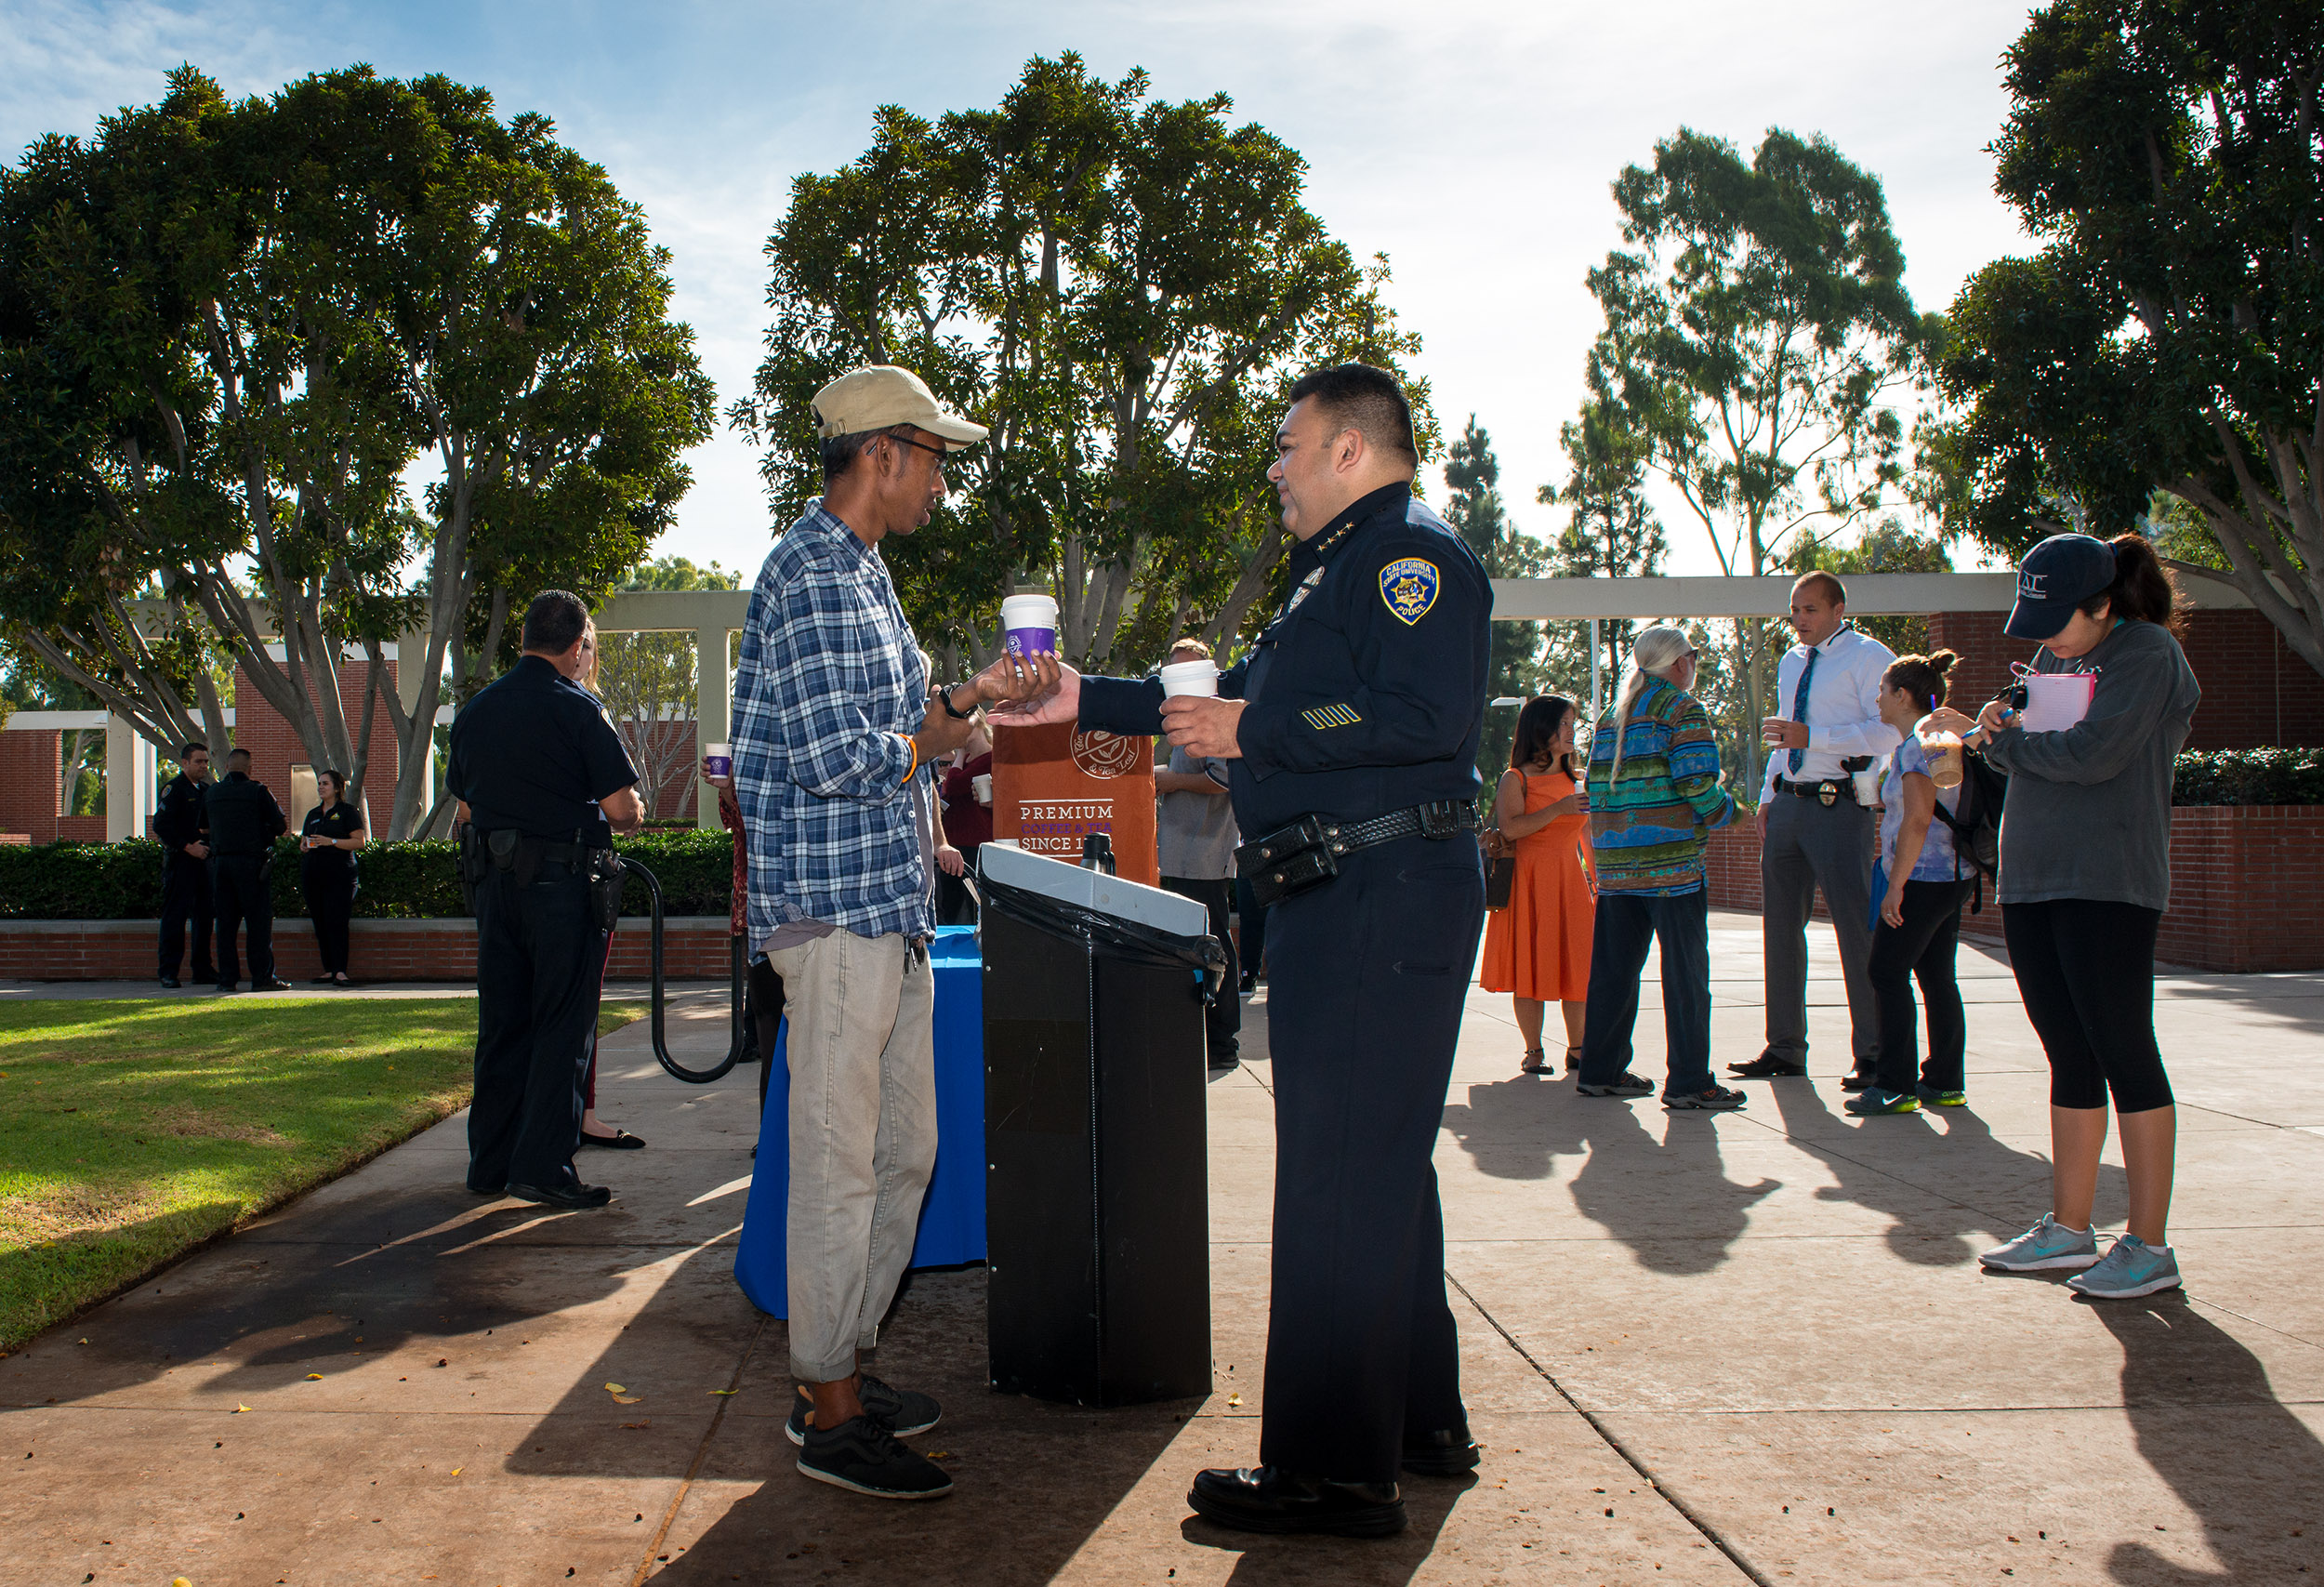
[732,926,988,1318]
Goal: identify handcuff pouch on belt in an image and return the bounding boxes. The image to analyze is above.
[1235,800,1480,909]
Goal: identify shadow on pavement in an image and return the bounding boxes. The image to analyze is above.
[1567,1100,1778,1275]
[1765,1079,2127,1265]
[2094,1296,2324,1584]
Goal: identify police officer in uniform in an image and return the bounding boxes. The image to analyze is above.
[155,741,216,988]
[1007,364,1491,1537]
[447,590,645,1210]
[205,747,289,992]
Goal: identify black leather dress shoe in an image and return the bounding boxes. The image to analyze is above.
[160,976,181,989]
[254,977,293,991]
[1727,1053,1808,1079]
[507,1179,613,1210]
[1839,1071,1877,1092]
[1188,1466,1406,1537]
[1401,1425,1482,1476]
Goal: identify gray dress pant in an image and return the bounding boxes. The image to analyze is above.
[1760,793,1879,1070]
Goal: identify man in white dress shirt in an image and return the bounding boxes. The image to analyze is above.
[1730,572,1900,1083]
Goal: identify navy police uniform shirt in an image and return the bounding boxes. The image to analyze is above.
[447,655,640,845]
[154,773,209,864]
[1080,482,1491,836]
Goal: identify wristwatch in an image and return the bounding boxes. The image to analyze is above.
[937,684,975,721]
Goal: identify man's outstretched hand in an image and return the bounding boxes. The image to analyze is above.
[988,655,1079,726]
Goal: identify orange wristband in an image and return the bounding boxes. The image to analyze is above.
[901,734,921,785]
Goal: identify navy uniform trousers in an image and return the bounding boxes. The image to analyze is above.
[1257,832,1485,1485]
[469,857,599,1190]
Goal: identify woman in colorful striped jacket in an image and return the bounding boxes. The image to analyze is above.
[1573,626,1748,1111]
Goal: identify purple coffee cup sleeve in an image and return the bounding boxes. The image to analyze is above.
[1006,627,1058,658]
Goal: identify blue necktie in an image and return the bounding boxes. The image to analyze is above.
[1787,645,1817,774]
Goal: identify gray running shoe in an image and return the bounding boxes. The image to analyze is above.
[2067,1235,2183,1300]
[1663,1084,1748,1111]
[1577,1072,1655,1098]
[1979,1213,2100,1272]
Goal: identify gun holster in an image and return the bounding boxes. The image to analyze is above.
[586,848,627,933]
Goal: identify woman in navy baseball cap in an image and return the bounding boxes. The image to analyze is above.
[1924,529,2199,1301]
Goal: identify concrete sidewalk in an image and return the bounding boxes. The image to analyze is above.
[6,910,2322,1584]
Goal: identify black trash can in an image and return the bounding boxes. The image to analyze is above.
[977,840,1221,1408]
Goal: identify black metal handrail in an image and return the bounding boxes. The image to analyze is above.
[617,856,748,1084]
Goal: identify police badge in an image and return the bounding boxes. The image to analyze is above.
[1379,558,1439,625]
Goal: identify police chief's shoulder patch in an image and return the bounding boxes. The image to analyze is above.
[1380,558,1440,625]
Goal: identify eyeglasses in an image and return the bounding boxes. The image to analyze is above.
[884,430,948,461]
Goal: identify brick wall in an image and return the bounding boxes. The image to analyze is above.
[1924,608,2324,750]
[0,915,740,983]
[228,657,405,826]
[0,732,60,842]
[1704,806,2324,972]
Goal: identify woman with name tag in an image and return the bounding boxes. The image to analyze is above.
[1923,531,2199,1301]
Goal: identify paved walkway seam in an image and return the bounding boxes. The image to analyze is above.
[1446,1270,1771,1587]
[631,1313,766,1586]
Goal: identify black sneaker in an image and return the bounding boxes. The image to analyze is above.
[785,1373,942,1446]
[1577,1072,1654,1098]
[797,1414,953,1500]
[1664,1085,1749,1111]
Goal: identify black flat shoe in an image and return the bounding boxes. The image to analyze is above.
[578,1129,646,1150]
[254,978,292,991]
[1727,1054,1808,1079]
[1188,1466,1406,1538]
[1401,1425,1482,1477]
[160,976,181,989]
[506,1179,613,1210]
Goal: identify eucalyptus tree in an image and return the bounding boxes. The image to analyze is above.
[1583,127,1931,787]
[0,66,712,837]
[730,53,1432,676]
[1937,0,2324,678]
[1442,417,1549,783]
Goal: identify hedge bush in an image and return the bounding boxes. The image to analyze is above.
[2171,747,2324,806]
[0,827,738,921]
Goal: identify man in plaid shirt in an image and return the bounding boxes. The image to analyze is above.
[726,364,1037,1502]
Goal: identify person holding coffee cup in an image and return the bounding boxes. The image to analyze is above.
[298,768,365,986]
[1153,638,1242,1071]
[1846,650,1974,1118]
[997,363,1492,1537]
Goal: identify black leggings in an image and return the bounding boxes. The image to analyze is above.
[1869,878,1974,1094]
[2002,899,2173,1114]
[304,871,354,974]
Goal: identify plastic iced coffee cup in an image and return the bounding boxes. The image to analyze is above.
[1000,593,1059,660]
[1913,717,1964,789]
[702,742,733,780]
[1158,659,1220,698]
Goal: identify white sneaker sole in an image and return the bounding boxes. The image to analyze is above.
[796,1459,953,1499]
[2068,1272,2183,1299]
[786,1410,940,1447]
[1980,1250,2102,1272]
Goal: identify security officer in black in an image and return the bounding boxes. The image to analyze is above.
[447,589,645,1210]
[1009,364,1491,1537]
[205,747,290,991]
[154,741,216,988]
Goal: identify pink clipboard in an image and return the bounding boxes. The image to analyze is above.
[2017,667,2095,732]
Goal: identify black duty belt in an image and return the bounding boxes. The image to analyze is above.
[1771,775,1860,808]
[1235,800,1480,908]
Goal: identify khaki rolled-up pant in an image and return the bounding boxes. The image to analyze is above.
[767,928,937,1382]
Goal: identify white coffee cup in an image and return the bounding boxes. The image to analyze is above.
[702,742,733,779]
[999,593,1060,659]
[1158,659,1220,698]
[971,773,993,806]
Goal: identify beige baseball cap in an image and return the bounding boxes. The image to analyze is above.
[810,365,989,449]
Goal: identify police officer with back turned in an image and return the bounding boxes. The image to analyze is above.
[447,590,645,1210]
[205,747,289,992]
[1005,364,1492,1539]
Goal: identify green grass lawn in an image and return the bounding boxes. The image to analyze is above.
[0,998,640,1354]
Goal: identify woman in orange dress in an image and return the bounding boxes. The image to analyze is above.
[1479,695,1594,1075]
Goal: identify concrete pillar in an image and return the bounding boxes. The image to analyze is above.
[102,715,153,841]
[695,624,730,829]
[395,628,437,816]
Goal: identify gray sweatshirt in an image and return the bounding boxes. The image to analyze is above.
[1983,619,2200,911]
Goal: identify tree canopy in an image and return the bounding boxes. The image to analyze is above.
[729,53,1433,675]
[1582,126,1934,788]
[1936,0,2324,678]
[1443,418,1552,784]
[0,66,714,836]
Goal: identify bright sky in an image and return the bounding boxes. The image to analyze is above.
[4,0,2038,579]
